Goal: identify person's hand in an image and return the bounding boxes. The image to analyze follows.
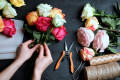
[34,43,53,75]
[15,40,40,64]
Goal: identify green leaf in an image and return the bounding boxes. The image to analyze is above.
[25,24,33,34]
[97,9,105,16]
[116,18,120,25]
[49,35,55,40]
[33,31,41,43]
[107,31,118,43]
[117,2,120,11]
[108,47,118,53]
[101,17,117,29]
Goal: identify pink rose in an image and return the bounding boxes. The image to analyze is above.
[3,18,16,37]
[51,25,68,41]
[93,30,109,52]
[80,47,95,61]
[77,27,94,47]
[35,17,52,32]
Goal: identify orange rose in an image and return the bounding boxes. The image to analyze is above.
[0,16,4,32]
[26,11,39,26]
[80,47,95,61]
[49,8,65,19]
[85,17,99,31]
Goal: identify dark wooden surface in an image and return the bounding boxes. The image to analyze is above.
[0,0,120,80]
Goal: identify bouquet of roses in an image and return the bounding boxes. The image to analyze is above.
[25,3,68,73]
[25,3,68,45]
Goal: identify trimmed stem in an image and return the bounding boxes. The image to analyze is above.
[94,13,119,18]
[99,28,120,33]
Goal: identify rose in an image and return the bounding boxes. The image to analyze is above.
[77,27,94,47]
[49,8,65,19]
[80,47,95,61]
[85,17,99,31]
[93,30,109,52]
[51,25,68,41]
[52,15,66,27]
[37,3,52,17]
[3,18,16,37]
[0,0,7,10]
[26,11,39,26]
[0,16,4,32]
[34,17,52,32]
[3,3,17,18]
[81,3,95,21]
[10,0,25,7]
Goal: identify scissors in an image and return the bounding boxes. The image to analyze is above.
[55,41,74,73]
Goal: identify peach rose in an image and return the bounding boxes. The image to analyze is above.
[93,30,109,52]
[85,17,99,31]
[80,47,95,61]
[0,16,4,32]
[77,27,94,47]
[26,11,39,26]
[49,8,65,19]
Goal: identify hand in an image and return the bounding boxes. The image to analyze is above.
[15,40,40,63]
[34,43,53,75]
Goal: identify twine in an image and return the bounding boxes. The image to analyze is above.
[89,52,120,66]
[84,62,120,80]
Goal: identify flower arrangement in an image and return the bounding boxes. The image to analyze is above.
[25,3,68,73]
[25,3,68,45]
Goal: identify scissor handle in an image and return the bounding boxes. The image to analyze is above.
[70,52,74,73]
[55,51,65,70]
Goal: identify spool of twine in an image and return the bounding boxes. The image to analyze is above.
[84,62,120,80]
[89,52,120,66]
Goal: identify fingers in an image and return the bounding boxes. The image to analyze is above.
[24,40,34,45]
[44,42,51,57]
[39,45,44,57]
[31,44,40,53]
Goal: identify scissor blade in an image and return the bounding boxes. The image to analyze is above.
[68,42,74,52]
[65,41,68,51]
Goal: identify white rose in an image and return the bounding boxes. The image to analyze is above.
[3,3,17,18]
[81,3,95,21]
[0,0,7,10]
[37,3,52,17]
[52,15,66,27]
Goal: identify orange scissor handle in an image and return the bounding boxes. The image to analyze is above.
[70,52,74,73]
[55,51,65,70]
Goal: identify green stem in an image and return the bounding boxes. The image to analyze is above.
[50,27,54,33]
[109,42,120,46]
[99,27,120,33]
[94,13,119,18]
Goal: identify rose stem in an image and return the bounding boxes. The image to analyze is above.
[99,27,120,33]
[94,13,119,18]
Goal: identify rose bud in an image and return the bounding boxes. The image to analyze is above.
[52,15,66,27]
[81,3,95,21]
[93,30,109,52]
[3,3,17,18]
[26,11,39,26]
[77,27,94,47]
[3,18,16,37]
[51,25,68,41]
[34,17,52,32]
[85,17,99,31]
[10,0,25,7]
[0,0,7,10]
[0,16,4,32]
[49,8,65,19]
[37,3,52,17]
[80,47,95,61]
